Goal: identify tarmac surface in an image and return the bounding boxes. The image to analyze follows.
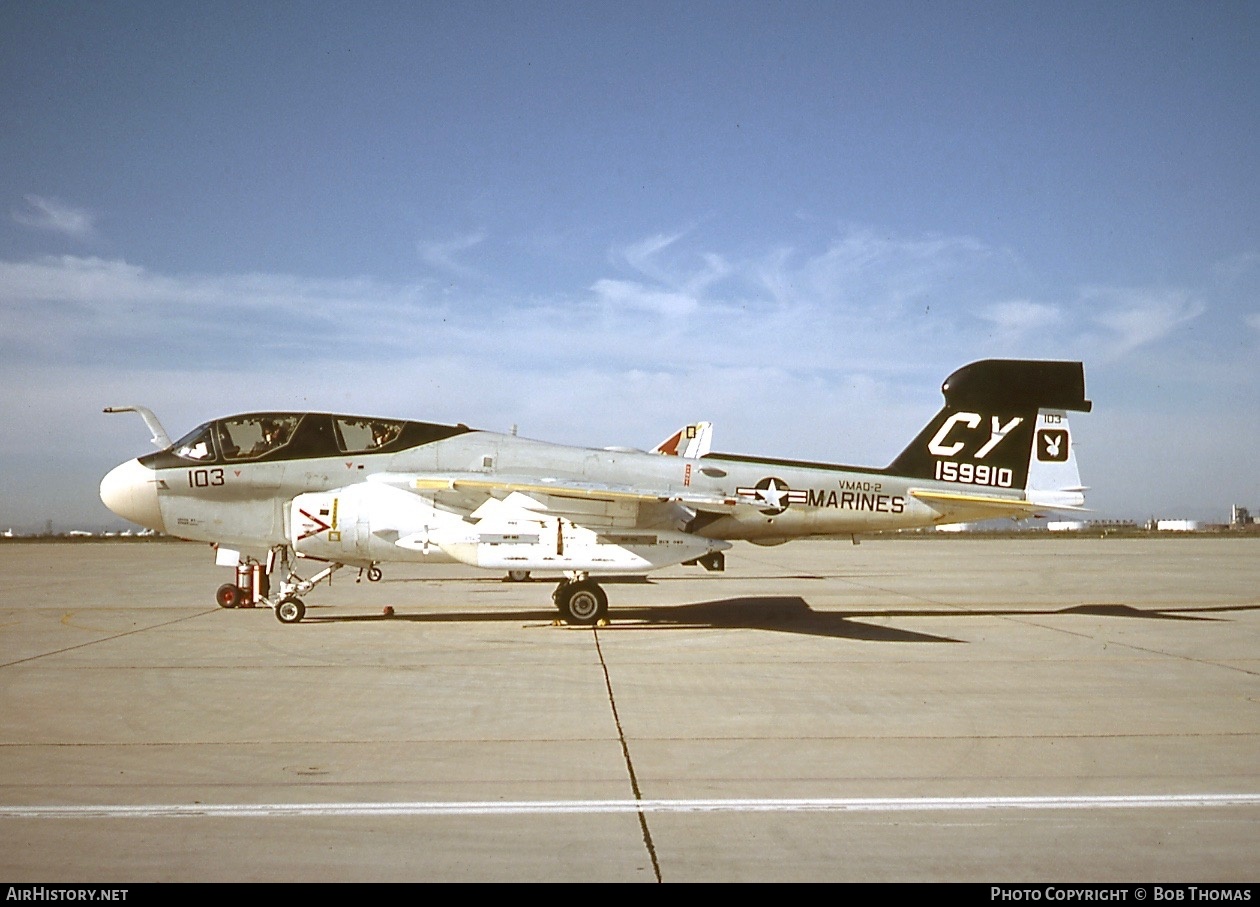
[1,536,1258,882]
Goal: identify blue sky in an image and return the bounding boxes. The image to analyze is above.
[1,1,1257,530]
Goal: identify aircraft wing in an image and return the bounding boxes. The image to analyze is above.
[367,472,742,526]
[404,473,740,510]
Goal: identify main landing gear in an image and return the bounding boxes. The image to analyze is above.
[552,573,609,626]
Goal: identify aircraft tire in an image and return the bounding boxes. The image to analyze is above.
[215,583,241,609]
[557,580,607,626]
[507,570,531,582]
[275,597,306,624]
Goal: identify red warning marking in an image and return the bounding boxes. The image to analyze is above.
[684,463,692,486]
[297,508,332,541]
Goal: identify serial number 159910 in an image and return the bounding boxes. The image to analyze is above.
[934,460,1014,488]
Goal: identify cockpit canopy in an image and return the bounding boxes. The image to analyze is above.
[154,412,467,467]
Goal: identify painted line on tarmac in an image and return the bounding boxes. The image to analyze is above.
[4,793,1260,819]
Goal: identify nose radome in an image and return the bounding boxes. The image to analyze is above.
[100,459,164,532]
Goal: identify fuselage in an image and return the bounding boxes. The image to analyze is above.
[101,411,951,553]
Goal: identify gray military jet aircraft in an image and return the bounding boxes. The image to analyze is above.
[101,359,1090,626]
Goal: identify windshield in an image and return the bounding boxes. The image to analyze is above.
[171,423,217,461]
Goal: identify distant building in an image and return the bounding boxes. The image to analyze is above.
[1047,520,1136,532]
[1154,520,1202,532]
[1231,506,1255,528]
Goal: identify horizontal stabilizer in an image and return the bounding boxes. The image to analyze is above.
[910,488,1089,522]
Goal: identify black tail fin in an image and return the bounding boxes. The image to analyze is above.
[886,360,1091,491]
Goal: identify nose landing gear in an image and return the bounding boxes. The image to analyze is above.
[267,559,348,624]
[211,547,351,624]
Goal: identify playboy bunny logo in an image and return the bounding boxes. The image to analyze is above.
[1037,429,1069,462]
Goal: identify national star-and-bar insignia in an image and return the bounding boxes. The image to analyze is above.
[735,477,809,515]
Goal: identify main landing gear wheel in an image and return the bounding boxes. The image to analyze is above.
[274,597,306,624]
[555,580,608,626]
[215,583,241,609]
[507,569,531,582]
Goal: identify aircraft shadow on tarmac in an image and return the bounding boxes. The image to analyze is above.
[303,596,1244,642]
[307,596,955,642]
[373,573,655,584]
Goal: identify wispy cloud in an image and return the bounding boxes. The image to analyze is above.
[598,230,733,318]
[416,232,486,279]
[616,231,686,279]
[983,299,1063,330]
[1080,287,1206,361]
[589,278,698,317]
[781,227,1002,310]
[1212,251,1260,286]
[0,255,440,364]
[1,231,1220,384]
[978,299,1064,345]
[589,226,1094,384]
[11,195,97,240]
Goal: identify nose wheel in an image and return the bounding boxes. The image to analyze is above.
[274,597,306,624]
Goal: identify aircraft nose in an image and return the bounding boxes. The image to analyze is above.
[100,459,164,532]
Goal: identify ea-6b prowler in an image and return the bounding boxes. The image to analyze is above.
[101,359,1091,625]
